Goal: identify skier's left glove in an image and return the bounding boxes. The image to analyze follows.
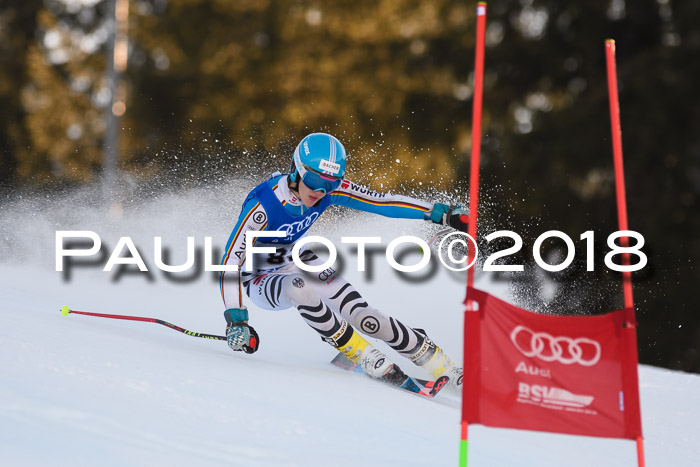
[224,307,259,354]
[429,203,470,232]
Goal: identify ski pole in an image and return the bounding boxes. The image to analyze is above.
[60,306,227,341]
[427,228,453,247]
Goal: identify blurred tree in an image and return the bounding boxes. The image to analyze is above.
[6,0,115,183]
[0,0,42,185]
[477,0,700,372]
[123,0,478,189]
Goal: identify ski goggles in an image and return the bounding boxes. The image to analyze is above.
[299,164,343,193]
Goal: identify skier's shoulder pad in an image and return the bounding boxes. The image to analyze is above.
[240,174,283,213]
[266,171,284,186]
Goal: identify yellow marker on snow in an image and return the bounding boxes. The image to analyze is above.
[61,306,71,316]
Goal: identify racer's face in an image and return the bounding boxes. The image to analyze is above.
[297,179,327,208]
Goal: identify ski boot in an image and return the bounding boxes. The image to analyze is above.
[409,330,463,387]
[338,330,408,387]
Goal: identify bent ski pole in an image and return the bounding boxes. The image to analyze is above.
[60,306,226,341]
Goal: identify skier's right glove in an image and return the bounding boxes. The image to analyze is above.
[429,203,470,232]
[224,307,259,354]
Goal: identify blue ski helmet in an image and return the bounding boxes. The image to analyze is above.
[290,133,347,193]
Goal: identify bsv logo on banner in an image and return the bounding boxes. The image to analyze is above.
[517,383,595,410]
[510,325,602,367]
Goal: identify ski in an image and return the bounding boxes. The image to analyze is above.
[330,353,449,398]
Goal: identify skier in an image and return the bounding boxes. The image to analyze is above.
[220,132,469,387]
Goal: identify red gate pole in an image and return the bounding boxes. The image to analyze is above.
[605,38,645,467]
[461,3,487,467]
[466,1,487,294]
[605,39,635,309]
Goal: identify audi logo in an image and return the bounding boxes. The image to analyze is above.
[510,325,602,367]
[278,212,320,236]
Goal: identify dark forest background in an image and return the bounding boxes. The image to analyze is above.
[1,0,698,372]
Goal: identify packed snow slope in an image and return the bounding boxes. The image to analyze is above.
[1,183,699,466]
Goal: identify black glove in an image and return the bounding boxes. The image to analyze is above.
[224,308,260,354]
[429,203,470,232]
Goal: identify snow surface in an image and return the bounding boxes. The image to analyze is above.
[1,185,699,466]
